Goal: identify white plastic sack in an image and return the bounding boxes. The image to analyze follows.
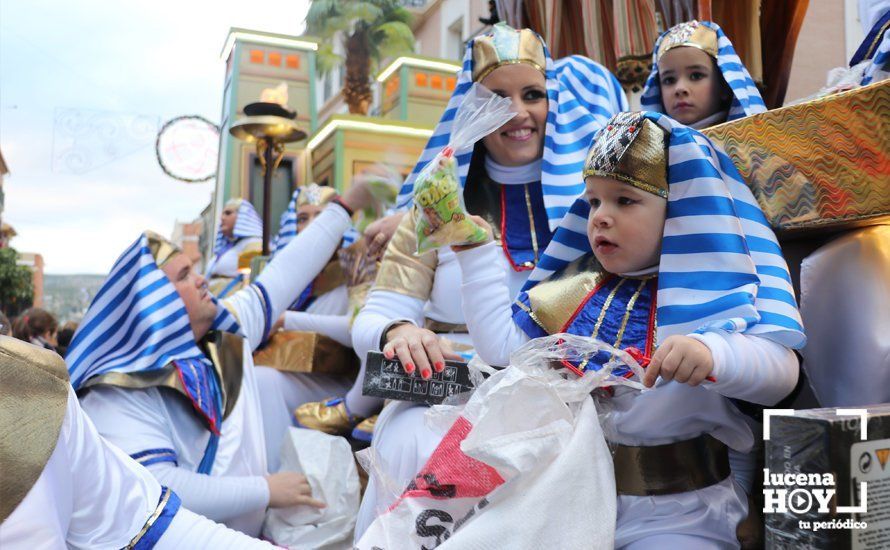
[356,335,637,550]
[262,427,360,549]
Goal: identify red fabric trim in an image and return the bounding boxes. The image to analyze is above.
[499,186,534,273]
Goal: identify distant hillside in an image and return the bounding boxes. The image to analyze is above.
[43,274,105,323]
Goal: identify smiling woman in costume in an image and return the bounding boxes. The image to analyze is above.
[325,22,628,537]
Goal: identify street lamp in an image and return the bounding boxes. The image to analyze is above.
[229,102,306,255]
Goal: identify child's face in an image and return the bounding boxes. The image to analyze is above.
[657,46,728,125]
[585,176,666,274]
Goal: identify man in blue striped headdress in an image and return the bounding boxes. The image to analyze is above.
[66,182,375,538]
[449,111,804,546]
[205,198,264,298]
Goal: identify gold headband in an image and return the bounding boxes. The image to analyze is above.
[224,198,243,211]
[472,23,546,82]
[583,112,668,198]
[144,230,182,268]
[296,183,337,207]
[656,20,719,62]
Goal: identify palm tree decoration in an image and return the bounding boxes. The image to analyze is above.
[306,0,415,115]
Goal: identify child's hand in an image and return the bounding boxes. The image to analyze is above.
[450,215,493,252]
[643,335,714,388]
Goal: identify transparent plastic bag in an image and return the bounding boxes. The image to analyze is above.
[354,334,646,549]
[413,83,516,254]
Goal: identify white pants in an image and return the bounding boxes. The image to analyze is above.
[254,366,352,472]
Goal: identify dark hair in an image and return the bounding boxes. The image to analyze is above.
[55,321,78,357]
[12,308,59,344]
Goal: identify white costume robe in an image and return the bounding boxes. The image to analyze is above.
[0,386,273,549]
[80,205,352,536]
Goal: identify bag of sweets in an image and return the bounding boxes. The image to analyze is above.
[413,83,516,254]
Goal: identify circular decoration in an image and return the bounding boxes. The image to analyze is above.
[155,115,220,183]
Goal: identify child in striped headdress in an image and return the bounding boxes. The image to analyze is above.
[453,111,804,546]
[641,20,765,128]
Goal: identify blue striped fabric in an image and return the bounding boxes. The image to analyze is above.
[130,487,181,550]
[214,198,263,257]
[396,29,628,231]
[640,21,766,121]
[67,232,244,389]
[131,448,178,467]
[272,188,300,253]
[862,29,890,85]
[516,112,806,349]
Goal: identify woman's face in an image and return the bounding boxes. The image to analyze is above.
[220,206,237,237]
[480,63,548,166]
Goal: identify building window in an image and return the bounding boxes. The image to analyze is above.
[447,17,464,60]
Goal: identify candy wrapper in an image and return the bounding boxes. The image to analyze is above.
[413,83,516,254]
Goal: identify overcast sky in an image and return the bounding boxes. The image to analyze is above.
[0,0,310,274]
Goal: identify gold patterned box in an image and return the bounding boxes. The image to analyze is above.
[253,331,359,377]
[703,80,890,236]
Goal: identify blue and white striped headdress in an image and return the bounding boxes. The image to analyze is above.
[855,6,890,86]
[214,198,263,257]
[396,24,628,230]
[67,232,246,471]
[641,20,766,122]
[272,188,300,253]
[516,112,805,349]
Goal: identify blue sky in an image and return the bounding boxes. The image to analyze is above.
[0,0,310,273]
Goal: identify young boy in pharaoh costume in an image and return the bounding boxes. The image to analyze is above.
[65,183,373,538]
[641,20,765,128]
[205,198,264,298]
[0,337,273,548]
[451,111,804,546]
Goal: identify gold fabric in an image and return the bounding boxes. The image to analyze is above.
[313,258,347,297]
[124,487,172,549]
[656,20,719,62]
[703,81,890,235]
[0,336,69,523]
[237,241,263,271]
[293,399,356,435]
[521,255,606,334]
[584,112,669,198]
[82,332,245,423]
[472,23,547,82]
[224,198,244,210]
[296,183,337,207]
[253,331,359,377]
[144,230,181,268]
[373,212,439,300]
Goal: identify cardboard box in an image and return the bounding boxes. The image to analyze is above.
[253,331,358,377]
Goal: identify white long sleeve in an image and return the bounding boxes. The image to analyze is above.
[284,311,352,347]
[227,204,351,349]
[157,507,273,549]
[351,289,426,362]
[691,331,800,405]
[148,462,269,523]
[455,242,529,366]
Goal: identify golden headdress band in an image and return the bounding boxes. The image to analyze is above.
[583,112,668,198]
[656,20,719,62]
[144,230,182,268]
[472,23,547,82]
[296,183,337,207]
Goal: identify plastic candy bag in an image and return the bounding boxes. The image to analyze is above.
[413,83,516,254]
[352,164,402,233]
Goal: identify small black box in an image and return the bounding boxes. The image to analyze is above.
[764,404,890,549]
[361,351,475,405]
